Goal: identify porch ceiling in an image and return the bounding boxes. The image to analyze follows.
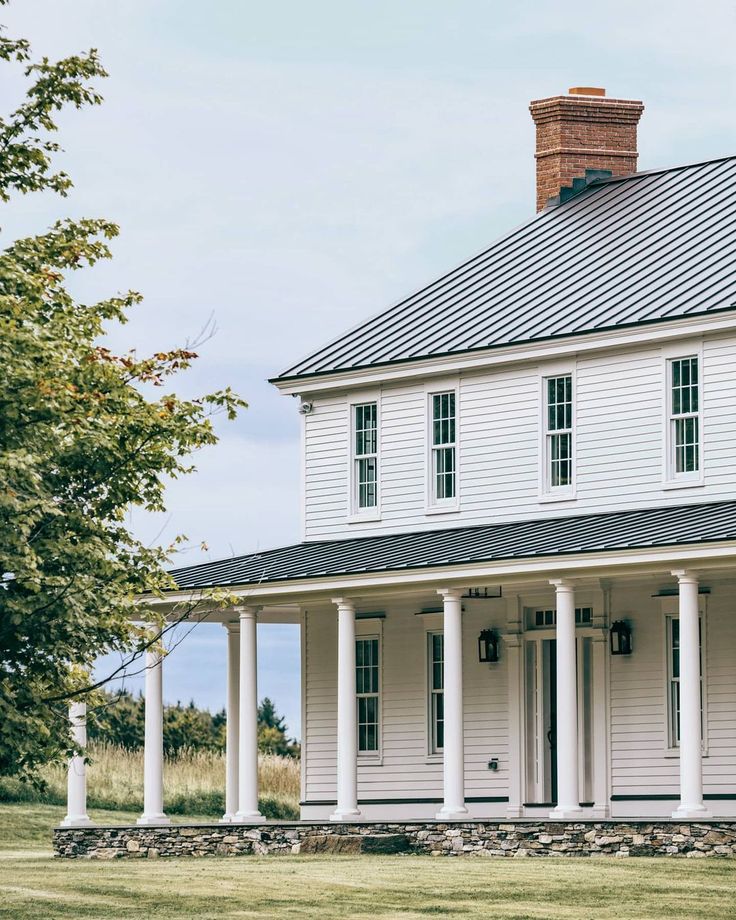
[168,499,736,592]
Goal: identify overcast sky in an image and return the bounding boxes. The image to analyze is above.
[4,1,735,739]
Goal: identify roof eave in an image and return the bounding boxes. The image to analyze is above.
[153,539,736,607]
[269,308,736,395]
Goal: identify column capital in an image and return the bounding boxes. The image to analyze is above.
[549,577,576,591]
[436,587,464,601]
[234,605,260,620]
[671,569,699,584]
[223,619,241,633]
[331,596,356,611]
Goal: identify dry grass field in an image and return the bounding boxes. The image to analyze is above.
[0,744,300,818]
[1,804,736,919]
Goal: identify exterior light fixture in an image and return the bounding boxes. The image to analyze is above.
[610,620,633,656]
[478,629,500,663]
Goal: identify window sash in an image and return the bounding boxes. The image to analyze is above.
[353,402,378,510]
[430,392,456,502]
[532,606,592,628]
[356,638,379,753]
[429,632,444,753]
[669,357,700,477]
[666,615,704,749]
[544,375,573,490]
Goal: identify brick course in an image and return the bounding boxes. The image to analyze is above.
[529,91,644,211]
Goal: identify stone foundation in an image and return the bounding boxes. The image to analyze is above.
[53,820,736,859]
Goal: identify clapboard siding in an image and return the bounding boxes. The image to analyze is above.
[302,582,736,816]
[609,583,736,797]
[303,598,509,806]
[303,333,736,540]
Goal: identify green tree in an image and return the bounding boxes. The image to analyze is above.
[0,5,244,781]
[257,698,300,757]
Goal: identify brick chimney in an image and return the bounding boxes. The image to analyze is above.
[529,87,644,212]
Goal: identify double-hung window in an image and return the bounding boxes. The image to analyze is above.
[544,374,574,493]
[430,392,457,505]
[668,356,700,480]
[356,637,380,754]
[428,632,444,753]
[353,402,378,512]
[666,614,705,750]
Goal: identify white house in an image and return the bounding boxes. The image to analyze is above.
[63,87,736,831]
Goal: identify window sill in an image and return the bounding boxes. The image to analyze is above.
[426,502,460,516]
[662,479,704,491]
[347,510,382,524]
[425,754,443,765]
[358,755,383,767]
[539,491,576,504]
[664,747,709,758]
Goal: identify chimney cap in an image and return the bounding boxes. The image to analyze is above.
[568,86,606,96]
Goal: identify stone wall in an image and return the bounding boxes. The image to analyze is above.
[54,820,736,859]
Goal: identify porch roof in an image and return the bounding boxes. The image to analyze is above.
[169,499,736,590]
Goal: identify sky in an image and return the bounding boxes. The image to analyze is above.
[3,0,735,739]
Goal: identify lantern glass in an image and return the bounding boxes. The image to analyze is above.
[478,629,499,663]
[610,620,632,656]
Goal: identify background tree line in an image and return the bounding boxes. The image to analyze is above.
[88,693,300,758]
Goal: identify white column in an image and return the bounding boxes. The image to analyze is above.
[330,598,360,821]
[505,633,524,818]
[220,620,240,822]
[235,606,264,822]
[672,571,710,818]
[550,579,581,819]
[61,701,94,827]
[436,588,468,820]
[138,647,169,825]
[591,630,610,819]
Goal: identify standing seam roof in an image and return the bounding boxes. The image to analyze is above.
[169,499,736,590]
[275,156,736,381]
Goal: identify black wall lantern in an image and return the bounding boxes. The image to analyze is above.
[610,620,633,656]
[478,629,500,663]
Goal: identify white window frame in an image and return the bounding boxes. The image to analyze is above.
[540,367,576,501]
[427,630,444,756]
[355,633,381,760]
[664,348,704,488]
[426,384,460,513]
[661,597,708,756]
[348,394,381,521]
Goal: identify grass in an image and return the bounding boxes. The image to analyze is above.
[0,744,300,819]
[1,805,736,919]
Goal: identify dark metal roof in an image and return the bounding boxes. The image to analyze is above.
[169,500,736,590]
[275,156,736,382]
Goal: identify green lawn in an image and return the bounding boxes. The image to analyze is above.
[1,805,736,919]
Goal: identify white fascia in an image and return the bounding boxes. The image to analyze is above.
[271,313,736,398]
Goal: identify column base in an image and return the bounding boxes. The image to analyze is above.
[233,812,266,824]
[434,805,469,821]
[136,814,171,826]
[549,806,583,820]
[219,814,235,824]
[671,804,712,819]
[60,815,95,828]
[329,808,361,822]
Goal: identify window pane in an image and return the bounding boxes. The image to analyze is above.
[354,403,377,456]
[357,457,378,508]
[674,417,699,474]
[435,693,444,749]
[432,392,455,446]
[434,446,456,500]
